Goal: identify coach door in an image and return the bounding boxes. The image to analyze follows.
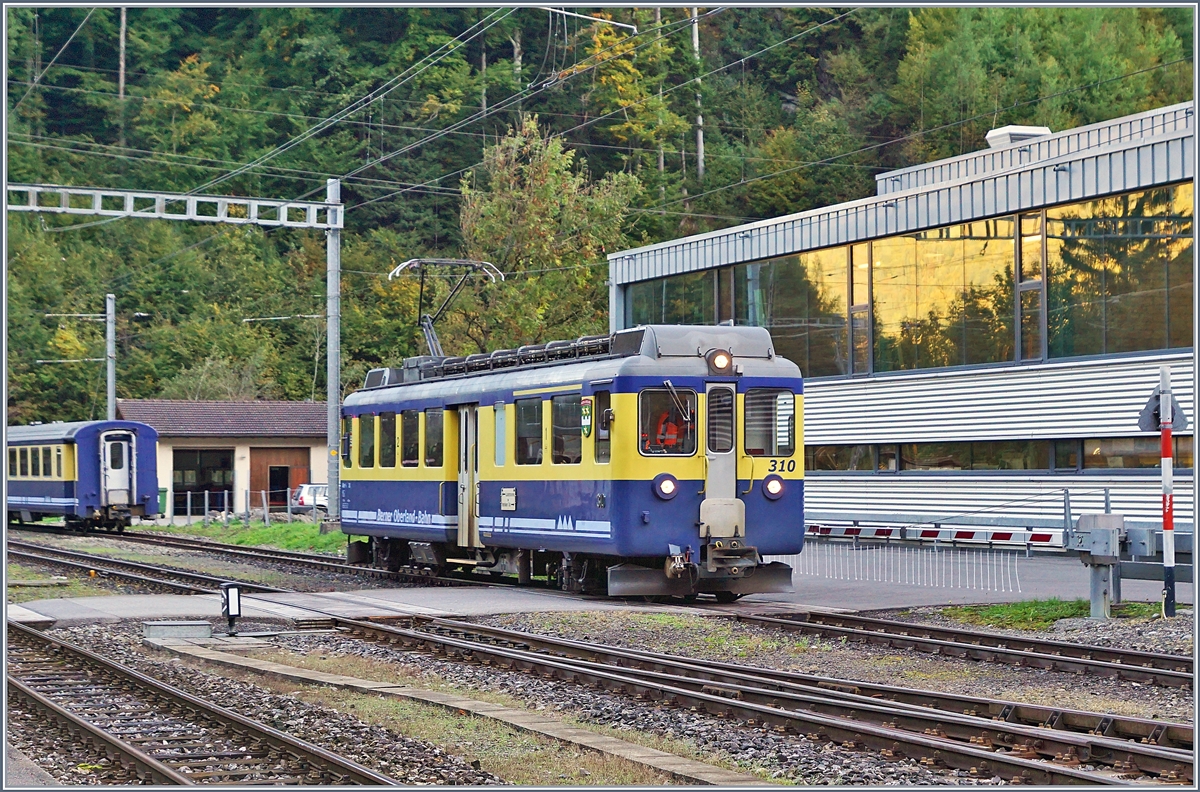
[456,405,482,549]
[101,432,133,506]
[700,384,743,538]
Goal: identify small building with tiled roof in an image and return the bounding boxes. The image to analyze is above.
[116,399,328,516]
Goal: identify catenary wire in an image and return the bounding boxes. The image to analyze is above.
[11,7,96,111]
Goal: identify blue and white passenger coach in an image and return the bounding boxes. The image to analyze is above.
[7,420,160,530]
[340,325,803,599]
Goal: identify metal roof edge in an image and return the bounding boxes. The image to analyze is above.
[610,123,1193,282]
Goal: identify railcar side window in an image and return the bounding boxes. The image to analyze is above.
[56,447,63,478]
[401,410,420,466]
[707,388,735,453]
[594,391,611,463]
[30,448,41,477]
[9,448,17,477]
[515,398,543,464]
[494,403,506,466]
[639,389,697,456]
[341,416,353,468]
[552,395,582,464]
[42,447,52,476]
[424,409,444,467]
[19,448,28,477]
[379,412,397,467]
[745,389,795,457]
[359,416,376,468]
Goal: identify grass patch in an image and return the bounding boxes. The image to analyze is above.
[5,562,117,603]
[942,598,1162,630]
[145,519,349,554]
[241,646,780,783]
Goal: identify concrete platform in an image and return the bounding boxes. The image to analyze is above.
[5,604,56,629]
[10,554,1192,627]
[5,743,58,788]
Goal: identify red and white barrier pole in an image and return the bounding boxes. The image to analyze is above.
[1160,365,1176,617]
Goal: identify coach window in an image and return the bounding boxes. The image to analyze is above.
[400,410,420,466]
[516,398,543,464]
[359,416,376,468]
[594,391,611,463]
[424,408,444,467]
[30,448,41,477]
[744,389,795,456]
[639,389,697,455]
[56,447,63,478]
[19,448,28,477]
[877,444,898,472]
[494,403,506,466]
[552,395,583,464]
[42,446,53,476]
[9,448,17,477]
[341,416,353,468]
[379,412,397,467]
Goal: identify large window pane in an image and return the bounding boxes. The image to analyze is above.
[1047,183,1193,358]
[971,441,1049,470]
[516,399,544,464]
[551,395,582,464]
[873,219,1015,372]
[639,388,697,456]
[735,248,849,377]
[1083,437,1161,469]
[379,412,396,467]
[628,270,715,325]
[745,389,795,456]
[806,444,872,471]
[900,443,969,470]
[1020,289,1042,360]
[1176,436,1193,469]
[424,409,444,467]
[401,410,420,467]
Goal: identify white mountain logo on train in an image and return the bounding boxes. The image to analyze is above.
[555,515,575,532]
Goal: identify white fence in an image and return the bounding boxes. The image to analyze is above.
[768,542,1022,593]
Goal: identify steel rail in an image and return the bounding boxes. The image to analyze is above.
[799,612,1193,674]
[328,617,1127,785]
[7,621,400,785]
[402,617,1193,781]
[739,613,1193,688]
[410,616,1194,752]
[8,548,216,594]
[7,540,290,593]
[7,675,196,785]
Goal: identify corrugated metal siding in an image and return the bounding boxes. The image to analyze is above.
[803,352,1194,443]
[876,103,1194,195]
[610,113,1193,287]
[803,474,1193,529]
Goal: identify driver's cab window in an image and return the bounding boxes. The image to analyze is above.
[639,388,697,456]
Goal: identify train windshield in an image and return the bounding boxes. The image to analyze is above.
[745,389,795,457]
[639,389,697,456]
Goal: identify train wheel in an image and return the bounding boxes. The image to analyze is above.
[714,591,741,604]
[679,594,699,604]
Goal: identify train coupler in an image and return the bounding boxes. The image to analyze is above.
[704,540,758,576]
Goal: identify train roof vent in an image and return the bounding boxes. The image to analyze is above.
[363,368,389,389]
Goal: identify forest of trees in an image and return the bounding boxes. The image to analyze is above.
[6,6,1193,421]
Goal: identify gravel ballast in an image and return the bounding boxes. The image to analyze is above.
[14,623,504,786]
[478,610,1195,724]
[269,632,1009,785]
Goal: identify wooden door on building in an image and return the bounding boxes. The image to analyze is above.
[249,447,310,505]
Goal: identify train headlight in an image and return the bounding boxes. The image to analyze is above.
[652,473,680,501]
[762,474,785,501]
[705,348,734,376]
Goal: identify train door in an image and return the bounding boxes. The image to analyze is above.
[700,384,743,538]
[456,405,482,548]
[100,432,133,506]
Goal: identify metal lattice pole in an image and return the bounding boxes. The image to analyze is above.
[106,294,116,420]
[326,179,341,521]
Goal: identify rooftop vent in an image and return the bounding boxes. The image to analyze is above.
[985,124,1052,149]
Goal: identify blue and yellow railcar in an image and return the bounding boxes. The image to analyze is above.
[340,325,803,599]
[7,420,160,530]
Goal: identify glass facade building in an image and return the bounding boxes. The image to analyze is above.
[610,104,1195,532]
[626,182,1193,380]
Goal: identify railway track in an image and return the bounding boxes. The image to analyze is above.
[325,615,1191,784]
[7,539,291,595]
[737,612,1194,689]
[6,620,399,785]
